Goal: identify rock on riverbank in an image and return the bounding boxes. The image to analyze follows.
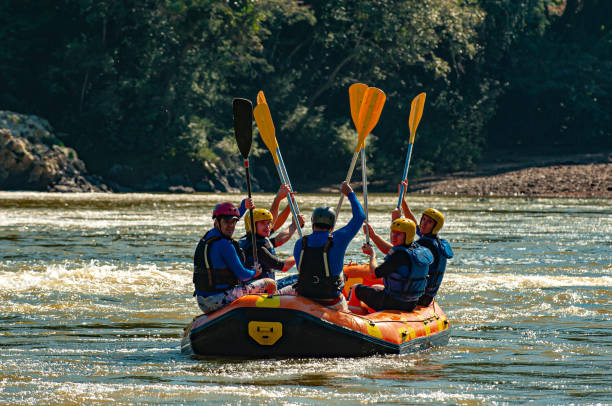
[0,111,110,192]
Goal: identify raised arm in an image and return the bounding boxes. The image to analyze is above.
[397,180,418,224]
[363,222,392,254]
[273,214,305,247]
[269,184,290,223]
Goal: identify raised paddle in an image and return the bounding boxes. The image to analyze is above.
[256,91,300,228]
[253,100,303,237]
[233,98,258,266]
[397,92,426,208]
[334,87,386,226]
[349,83,371,245]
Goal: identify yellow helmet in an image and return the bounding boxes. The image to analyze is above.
[390,218,416,243]
[422,208,445,234]
[244,209,273,233]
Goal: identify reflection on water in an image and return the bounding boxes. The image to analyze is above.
[0,192,610,404]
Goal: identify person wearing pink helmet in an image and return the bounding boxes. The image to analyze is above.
[193,198,276,314]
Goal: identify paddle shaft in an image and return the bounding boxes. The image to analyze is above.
[334,151,359,224]
[397,142,414,208]
[273,162,303,238]
[276,148,301,216]
[243,159,258,266]
[360,148,370,245]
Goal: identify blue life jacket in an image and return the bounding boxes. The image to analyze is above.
[239,233,278,280]
[417,235,453,298]
[383,244,433,302]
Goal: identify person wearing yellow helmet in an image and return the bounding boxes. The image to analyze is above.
[354,218,433,311]
[392,180,454,306]
[239,207,304,283]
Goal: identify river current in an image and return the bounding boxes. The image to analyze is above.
[0,191,610,405]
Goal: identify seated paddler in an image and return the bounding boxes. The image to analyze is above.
[193,200,276,314]
[393,183,453,306]
[355,218,433,312]
[279,181,365,311]
[239,207,305,284]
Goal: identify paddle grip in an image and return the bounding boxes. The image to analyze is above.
[244,161,258,266]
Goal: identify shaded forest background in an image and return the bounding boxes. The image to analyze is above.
[1,0,610,191]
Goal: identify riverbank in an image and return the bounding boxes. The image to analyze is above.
[409,152,611,198]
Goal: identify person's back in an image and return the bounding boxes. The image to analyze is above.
[281,181,365,310]
[355,218,433,312]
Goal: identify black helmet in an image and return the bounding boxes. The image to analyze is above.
[312,206,335,229]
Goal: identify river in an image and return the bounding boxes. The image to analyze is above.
[0,191,610,404]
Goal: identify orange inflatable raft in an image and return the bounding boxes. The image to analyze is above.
[181,263,450,357]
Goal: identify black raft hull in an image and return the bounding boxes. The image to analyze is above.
[181,295,450,358]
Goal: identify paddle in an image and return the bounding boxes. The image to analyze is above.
[253,97,303,237]
[233,98,258,266]
[334,86,386,226]
[349,83,371,245]
[397,92,426,208]
[256,91,300,228]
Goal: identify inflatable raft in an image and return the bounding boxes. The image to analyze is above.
[181,264,450,357]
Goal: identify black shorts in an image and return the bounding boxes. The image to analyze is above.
[353,284,417,312]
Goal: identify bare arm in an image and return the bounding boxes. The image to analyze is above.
[361,243,379,276]
[269,184,290,222]
[363,222,392,254]
[398,180,418,223]
[273,214,304,246]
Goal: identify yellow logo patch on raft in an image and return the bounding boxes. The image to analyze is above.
[248,321,283,346]
[255,295,281,308]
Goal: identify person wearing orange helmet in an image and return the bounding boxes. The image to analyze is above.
[193,199,276,314]
[355,218,433,311]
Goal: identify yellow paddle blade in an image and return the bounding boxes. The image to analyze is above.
[253,103,280,165]
[355,87,386,151]
[349,83,368,128]
[257,90,267,105]
[408,92,426,143]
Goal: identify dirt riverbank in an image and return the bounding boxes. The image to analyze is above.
[409,152,611,198]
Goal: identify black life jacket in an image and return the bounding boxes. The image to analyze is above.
[193,230,245,294]
[239,233,278,280]
[296,235,344,300]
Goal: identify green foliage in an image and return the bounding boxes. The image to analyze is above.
[0,0,609,190]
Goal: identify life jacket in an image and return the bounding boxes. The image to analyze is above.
[193,230,245,294]
[383,243,433,302]
[417,235,453,298]
[239,233,278,280]
[296,235,344,300]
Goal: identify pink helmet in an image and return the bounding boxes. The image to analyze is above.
[212,202,240,219]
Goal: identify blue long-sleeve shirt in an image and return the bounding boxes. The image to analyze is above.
[293,192,365,276]
[199,228,256,282]
[194,198,255,288]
